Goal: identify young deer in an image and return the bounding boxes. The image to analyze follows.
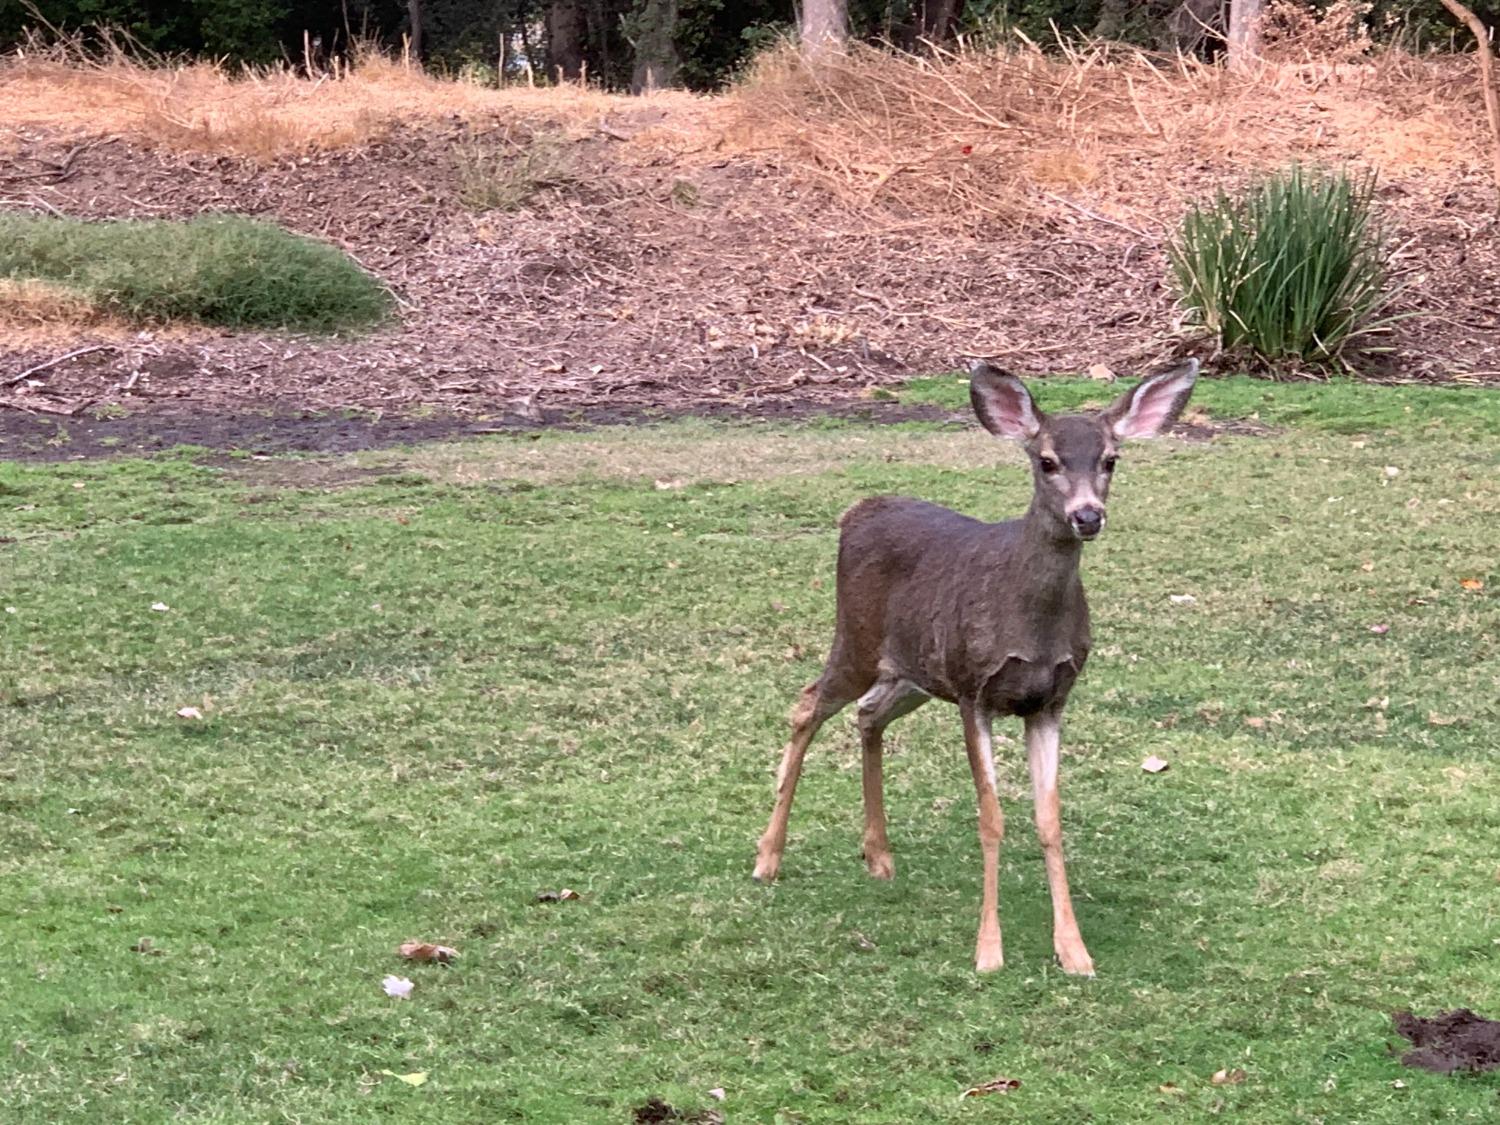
[752,359,1199,975]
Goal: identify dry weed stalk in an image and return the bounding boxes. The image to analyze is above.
[0,27,671,162]
[730,38,1482,229]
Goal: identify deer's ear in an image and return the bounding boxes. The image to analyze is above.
[969,361,1041,441]
[1105,359,1199,441]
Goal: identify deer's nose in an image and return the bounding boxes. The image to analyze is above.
[1069,505,1105,539]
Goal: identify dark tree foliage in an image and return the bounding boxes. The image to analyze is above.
[3,0,1497,87]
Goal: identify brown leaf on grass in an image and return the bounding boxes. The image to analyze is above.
[1244,716,1266,729]
[783,644,804,661]
[398,941,459,964]
[1460,577,1484,591]
[1158,1083,1185,1095]
[130,937,164,955]
[1369,623,1390,635]
[1360,560,1375,572]
[176,706,204,720]
[962,1076,1021,1097]
[654,478,684,490]
[536,888,582,902]
[1427,712,1460,727]
[1086,362,1116,382]
[1140,755,1170,774]
[1210,1068,1246,1086]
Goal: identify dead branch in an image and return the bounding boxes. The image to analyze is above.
[1436,0,1500,211]
[3,344,118,388]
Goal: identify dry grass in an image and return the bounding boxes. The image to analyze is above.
[0,36,692,162]
[727,38,1483,228]
[0,278,123,345]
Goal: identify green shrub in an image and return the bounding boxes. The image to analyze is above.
[1168,166,1396,366]
[0,214,392,332]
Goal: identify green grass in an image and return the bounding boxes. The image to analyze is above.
[0,215,392,332]
[3,380,1499,1122]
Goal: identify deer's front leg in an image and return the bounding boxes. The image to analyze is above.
[1025,711,1095,977]
[961,700,1004,973]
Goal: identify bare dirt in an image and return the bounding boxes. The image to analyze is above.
[4,54,1500,457]
[1392,1008,1500,1075]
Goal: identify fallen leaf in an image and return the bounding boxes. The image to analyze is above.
[707,1087,726,1101]
[130,937,164,956]
[1159,1083,1185,1095]
[1244,716,1266,730]
[1459,578,1484,591]
[1392,1079,1407,1089]
[1360,561,1375,572]
[1383,465,1401,479]
[653,478,684,490]
[1369,623,1390,635]
[1211,1068,1246,1086]
[1141,755,1170,774]
[1169,594,1196,606]
[1086,362,1116,382]
[382,975,414,999]
[176,706,204,720]
[1427,712,1460,727]
[378,1069,429,1086]
[783,644,804,661]
[399,941,458,964]
[150,602,170,612]
[536,888,582,903]
[962,1077,1021,1097]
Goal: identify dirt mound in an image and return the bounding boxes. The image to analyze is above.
[1393,1009,1500,1075]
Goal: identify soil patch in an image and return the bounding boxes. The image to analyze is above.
[1392,1009,1500,1075]
[0,399,1266,462]
[632,1097,723,1124]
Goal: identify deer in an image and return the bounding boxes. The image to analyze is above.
[751,358,1200,975]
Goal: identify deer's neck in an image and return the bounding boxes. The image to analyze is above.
[1014,504,1084,593]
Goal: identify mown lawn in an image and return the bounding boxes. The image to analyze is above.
[2,378,1498,1122]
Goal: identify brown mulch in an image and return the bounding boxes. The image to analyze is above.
[2,116,1499,431]
[1392,1008,1500,1075]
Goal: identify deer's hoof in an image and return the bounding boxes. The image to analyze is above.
[1056,949,1096,977]
[975,946,1004,974]
[751,857,780,883]
[863,851,895,880]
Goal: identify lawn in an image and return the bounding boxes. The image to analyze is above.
[2,378,1498,1122]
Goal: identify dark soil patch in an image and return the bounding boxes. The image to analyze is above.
[1392,1009,1500,1075]
[631,1096,723,1124]
[0,399,1265,462]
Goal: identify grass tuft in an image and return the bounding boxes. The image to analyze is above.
[0,215,392,332]
[1168,166,1397,366]
[453,134,576,212]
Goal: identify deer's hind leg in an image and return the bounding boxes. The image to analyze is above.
[855,674,930,879]
[753,670,862,883]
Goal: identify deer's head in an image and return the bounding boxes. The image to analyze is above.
[968,359,1199,542]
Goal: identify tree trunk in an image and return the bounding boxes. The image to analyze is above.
[1436,0,1500,211]
[1161,0,1225,55]
[406,0,423,61]
[801,0,847,60]
[547,0,586,81]
[1226,0,1262,71]
[630,0,679,93]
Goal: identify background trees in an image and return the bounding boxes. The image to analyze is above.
[4,1,1497,89]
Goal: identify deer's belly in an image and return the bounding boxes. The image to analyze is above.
[981,656,1080,718]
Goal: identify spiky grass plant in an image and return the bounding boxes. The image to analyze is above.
[1169,166,1396,366]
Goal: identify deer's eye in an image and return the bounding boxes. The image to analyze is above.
[1038,456,1059,475]
[1102,456,1118,474]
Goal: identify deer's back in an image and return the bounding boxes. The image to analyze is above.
[833,496,1089,709]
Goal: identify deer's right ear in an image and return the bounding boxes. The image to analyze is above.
[969,361,1041,441]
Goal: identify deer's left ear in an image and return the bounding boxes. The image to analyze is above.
[1104,359,1199,441]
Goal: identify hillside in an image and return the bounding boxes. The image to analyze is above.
[3,42,1498,430]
